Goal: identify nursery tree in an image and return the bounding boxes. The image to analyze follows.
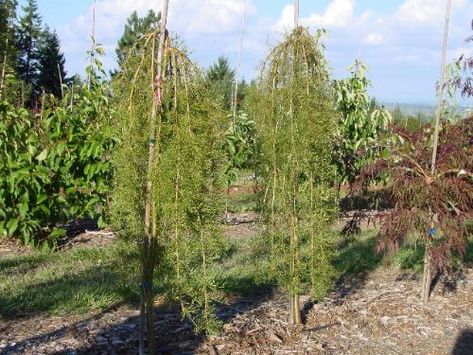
[354,118,473,301]
[0,46,115,247]
[207,55,235,110]
[251,27,338,325]
[222,110,256,217]
[112,10,226,352]
[335,61,392,187]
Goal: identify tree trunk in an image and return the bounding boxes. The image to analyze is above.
[421,245,433,302]
[0,37,8,101]
[139,0,170,354]
[290,294,301,325]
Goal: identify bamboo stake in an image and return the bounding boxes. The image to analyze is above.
[87,0,97,89]
[140,0,170,353]
[431,0,452,175]
[294,0,299,28]
[423,0,452,303]
[231,0,247,121]
[0,37,8,101]
[57,63,64,99]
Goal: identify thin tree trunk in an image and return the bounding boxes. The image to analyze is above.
[0,37,8,101]
[421,244,433,302]
[140,1,170,353]
[57,63,64,99]
[290,294,301,325]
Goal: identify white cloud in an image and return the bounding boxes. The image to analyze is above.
[362,33,384,46]
[59,0,254,74]
[396,0,467,24]
[273,0,356,32]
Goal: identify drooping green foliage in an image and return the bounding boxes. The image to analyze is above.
[335,61,392,185]
[112,32,226,334]
[250,27,338,324]
[0,48,115,248]
[37,26,67,98]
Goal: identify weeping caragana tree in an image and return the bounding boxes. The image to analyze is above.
[251,27,338,325]
[111,25,226,351]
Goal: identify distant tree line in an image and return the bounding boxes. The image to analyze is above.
[0,0,68,107]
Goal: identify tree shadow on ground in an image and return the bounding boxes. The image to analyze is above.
[332,231,384,302]
[451,329,473,355]
[2,286,275,354]
[0,264,138,319]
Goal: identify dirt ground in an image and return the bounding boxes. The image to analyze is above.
[1,217,472,354]
[1,266,472,354]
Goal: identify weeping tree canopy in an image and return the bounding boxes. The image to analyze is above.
[250,27,338,323]
[111,30,227,334]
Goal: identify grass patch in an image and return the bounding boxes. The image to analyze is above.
[0,241,140,319]
[215,237,275,296]
[335,229,383,277]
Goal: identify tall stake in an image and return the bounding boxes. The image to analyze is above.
[231,0,247,121]
[0,37,8,101]
[140,0,170,353]
[423,0,452,303]
[294,0,299,28]
[431,0,452,175]
[87,0,96,89]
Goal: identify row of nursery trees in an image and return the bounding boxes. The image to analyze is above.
[0,3,472,354]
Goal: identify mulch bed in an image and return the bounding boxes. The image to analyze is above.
[1,267,472,354]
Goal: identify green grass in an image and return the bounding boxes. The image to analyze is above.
[214,237,275,296]
[0,241,140,319]
[335,229,383,277]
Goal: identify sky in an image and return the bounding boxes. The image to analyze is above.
[20,0,473,104]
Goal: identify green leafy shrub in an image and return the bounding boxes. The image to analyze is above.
[0,50,115,248]
[335,61,392,186]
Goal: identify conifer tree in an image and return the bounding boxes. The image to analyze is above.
[0,0,19,101]
[251,27,338,325]
[37,27,67,98]
[207,56,235,110]
[116,10,160,68]
[16,0,42,101]
[112,26,226,349]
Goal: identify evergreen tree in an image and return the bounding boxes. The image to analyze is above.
[116,10,160,68]
[16,0,42,100]
[0,0,19,102]
[207,56,235,110]
[37,27,67,98]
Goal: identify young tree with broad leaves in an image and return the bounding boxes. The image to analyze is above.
[335,61,392,189]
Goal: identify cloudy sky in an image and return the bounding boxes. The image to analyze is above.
[22,0,473,104]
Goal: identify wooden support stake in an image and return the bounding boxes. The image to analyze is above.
[431,0,452,175]
[140,0,170,354]
[294,0,299,28]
